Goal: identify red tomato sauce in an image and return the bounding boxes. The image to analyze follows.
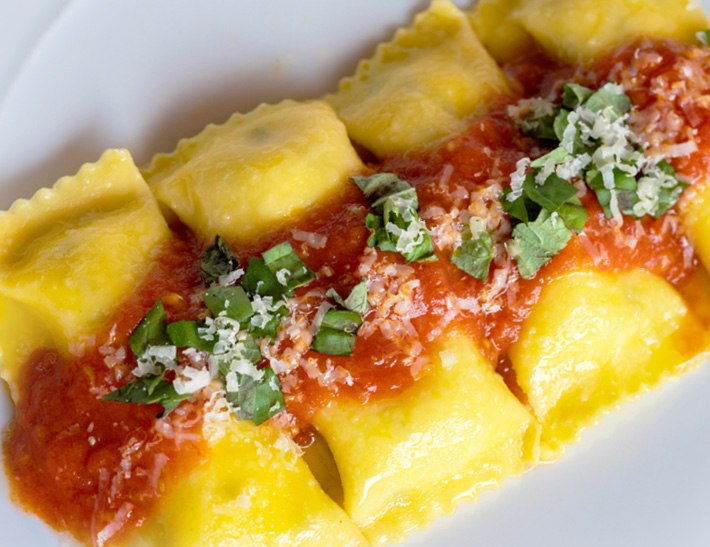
[4,37,710,545]
[3,233,210,545]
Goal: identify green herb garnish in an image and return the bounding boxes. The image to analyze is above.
[510,210,573,279]
[204,286,254,326]
[353,173,436,263]
[325,278,370,315]
[104,239,315,425]
[313,281,369,356]
[201,235,240,284]
[561,83,593,109]
[262,241,315,292]
[503,80,689,278]
[450,226,495,282]
[102,370,191,418]
[228,368,286,426]
[129,300,171,356]
[166,320,215,352]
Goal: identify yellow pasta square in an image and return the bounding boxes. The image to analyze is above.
[486,0,709,62]
[130,420,368,547]
[0,149,170,398]
[313,336,540,545]
[509,269,710,460]
[143,100,364,244]
[326,0,509,157]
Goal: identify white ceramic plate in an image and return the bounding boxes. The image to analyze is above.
[1,1,710,546]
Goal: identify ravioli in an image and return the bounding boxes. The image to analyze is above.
[509,269,710,460]
[144,100,364,244]
[312,336,540,545]
[325,0,509,157]
[472,0,709,62]
[0,149,169,399]
[2,1,710,546]
[128,420,368,547]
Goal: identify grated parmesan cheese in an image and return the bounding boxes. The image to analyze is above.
[133,345,177,377]
[173,366,212,395]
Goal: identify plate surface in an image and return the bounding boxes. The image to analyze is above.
[1,1,709,546]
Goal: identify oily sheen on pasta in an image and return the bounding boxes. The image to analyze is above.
[2,1,710,546]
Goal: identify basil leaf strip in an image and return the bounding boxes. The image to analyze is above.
[320,309,363,333]
[311,327,357,357]
[511,210,573,279]
[102,370,191,418]
[451,228,495,282]
[201,235,240,284]
[325,279,370,315]
[129,300,171,357]
[262,241,315,291]
[354,173,436,263]
[204,286,253,326]
[502,187,541,224]
[248,303,288,340]
[353,173,417,211]
[583,82,632,121]
[556,199,588,235]
[523,172,579,212]
[529,146,573,168]
[167,320,215,352]
[242,257,286,299]
[313,283,369,356]
[521,110,559,141]
[233,368,286,426]
[561,83,593,109]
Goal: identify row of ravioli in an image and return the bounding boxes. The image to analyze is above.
[2,1,710,546]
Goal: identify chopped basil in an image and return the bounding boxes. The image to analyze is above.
[523,172,579,213]
[502,187,541,224]
[103,242,311,425]
[556,198,588,235]
[166,320,215,352]
[521,111,559,141]
[510,210,573,279]
[321,309,363,333]
[242,257,287,299]
[529,146,572,168]
[504,80,690,278]
[561,83,593,109]
[583,83,631,121]
[102,370,191,418]
[586,167,637,218]
[352,173,416,208]
[248,301,288,339]
[325,278,370,315]
[650,161,689,218]
[229,368,286,426]
[262,241,315,291]
[553,110,585,153]
[215,333,261,378]
[201,235,240,284]
[204,286,253,326]
[354,173,436,263]
[129,300,171,357]
[698,30,710,46]
[313,283,368,356]
[311,327,357,357]
[451,227,495,282]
